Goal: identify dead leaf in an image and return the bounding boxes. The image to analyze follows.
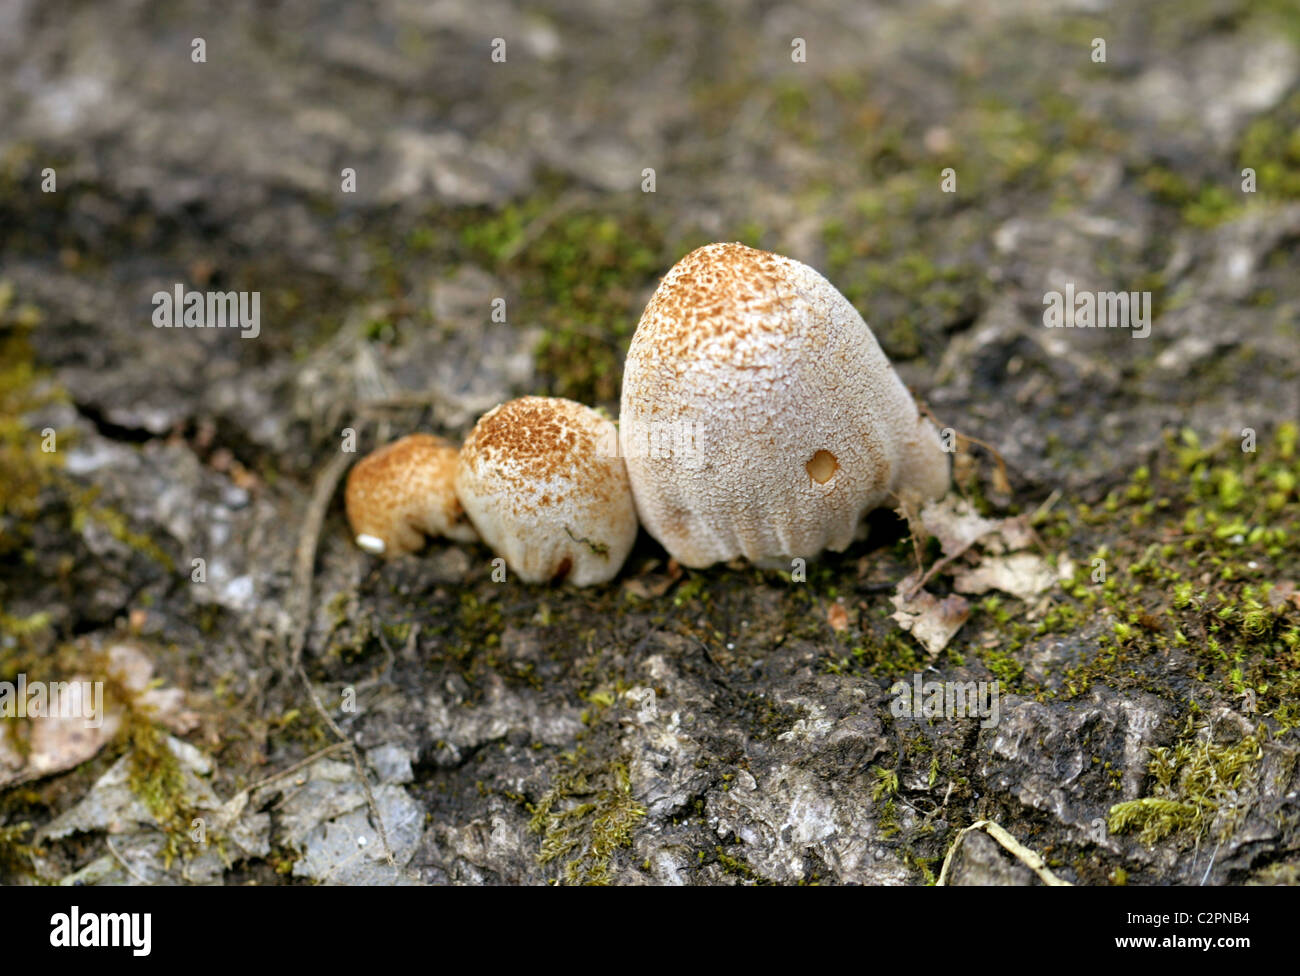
[982,514,1037,554]
[953,553,1057,602]
[990,463,1012,498]
[1267,580,1298,610]
[623,575,677,600]
[918,497,1003,559]
[891,574,970,657]
[105,643,200,734]
[827,603,849,632]
[1056,554,1076,581]
[0,709,123,787]
[0,641,196,788]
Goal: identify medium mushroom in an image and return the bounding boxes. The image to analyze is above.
[455,396,638,585]
[345,433,478,557]
[619,242,949,568]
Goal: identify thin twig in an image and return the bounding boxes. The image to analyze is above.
[1200,841,1220,885]
[106,836,151,884]
[242,742,348,798]
[936,819,1072,886]
[916,400,1011,488]
[287,448,397,868]
[1031,488,1062,523]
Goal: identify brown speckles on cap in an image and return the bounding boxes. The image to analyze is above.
[621,243,950,568]
[456,397,638,586]
[345,433,478,558]
[463,397,596,488]
[637,243,808,365]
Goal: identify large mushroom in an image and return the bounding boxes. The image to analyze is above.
[345,433,478,557]
[619,242,949,568]
[455,396,638,585]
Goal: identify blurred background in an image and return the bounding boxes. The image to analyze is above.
[1,1,1299,885]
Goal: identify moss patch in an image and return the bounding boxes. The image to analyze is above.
[0,282,63,557]
[459,189,686,406]
[529,756,646,885]
[1107,716,1263,846]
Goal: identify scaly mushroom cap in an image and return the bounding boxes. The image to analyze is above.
[345,433,478,557]
[455,396,638,586]
[620,242,949,568]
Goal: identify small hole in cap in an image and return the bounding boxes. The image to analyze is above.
[806,450,838,484]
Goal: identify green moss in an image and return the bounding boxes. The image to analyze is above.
[982,422,1300,721]
[871,766,900,801]
[738,691,807,742]
[672,574,709,608]
[458,191,679,406]
[982,645,1027,688]
[1137,90,1300,230]
[0,821,37,881]
[0,633,203,874]
[442,591,510,678]
[821,224,979,361]
[904,848,939,886]
[877,798,900,839]
[71,499,176,572]
[1107,718,1263,846]
[1238,91,1300,201]
[714,845,769,883]
[529,757,646,885]
[125,722,191,847]
[0,608,52,641]
[0,283,64,556]
[267,845,302,876]
[1141,166,1245,228]
[824,629,930,682]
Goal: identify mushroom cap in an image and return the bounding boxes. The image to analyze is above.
[345,433,478,557]
[619,242,949,568]
[455,396,638,586]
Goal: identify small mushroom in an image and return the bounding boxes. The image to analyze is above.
[455,396,638,585]
[620,242,949,568]
[345,433,477,557]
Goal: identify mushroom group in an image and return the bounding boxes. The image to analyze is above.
[344,242,949,583]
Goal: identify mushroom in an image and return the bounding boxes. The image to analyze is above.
[619,242,949,568]
[455,396,638,585]
[345,433,478,557]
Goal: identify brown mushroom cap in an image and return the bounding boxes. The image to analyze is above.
[345,433,478,557]
[620,242,949,568]
[455,396,638,585]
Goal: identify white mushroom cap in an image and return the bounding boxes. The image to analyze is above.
[619,242,949,568]
[345,433,478,557]
[455,396,638,586]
